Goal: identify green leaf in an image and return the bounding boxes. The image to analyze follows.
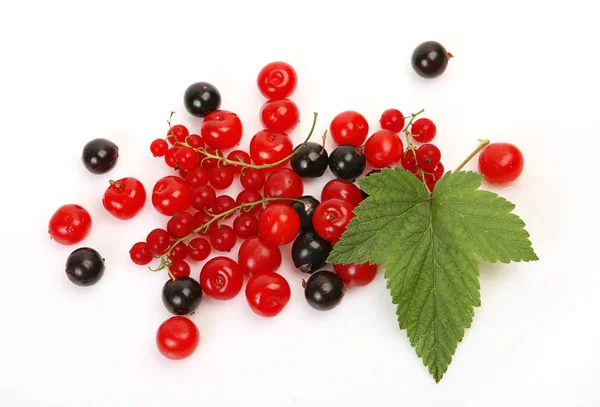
[327,168,537,382]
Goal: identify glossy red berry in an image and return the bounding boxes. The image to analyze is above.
[167,212,194,238]
[187,238,211,261]
[240,168,266,191]
[167,125,189,145]
[129,242,152,265]
[185,167,209,188]
[226,150,251,174]
[329,111,369,147]
[411,118,436,143]
[210,225,237,252]
[258,203,301,246]
[380,109,405,133]
[152,176,190,216]
[102,177,146,220]
[423,172,438,192]
[200,147,222,170]
[212,195,236,218]
[193,211,217,235]
[431,162,445,181]
[151,139,169,157]
[364,130,404,168]
[189,185,216,211]
[233,214,259,239]
[250,130,293,167]
[168,242,188,262]
[237,236,282,276]
[312,199,355,243]
[186,134,204,149]
[170,260,191,278]
[164,147,179,168]
[235,190,263,214]
[156,316,199,360]
[334,263,378,286]
[245,272,291,317]
[478,143,524,184]
[263,168,304,203]
[321,179,363,208]
[175,147,199,170]
[208,166,234,190]
[260,99,300,133]
[257,61,297,99]
[146,228,171,256]
[201,110,243,149]
[200,257,244,300]
[416,144,441,171]
[48,204,92,245]
[401,150,419,174]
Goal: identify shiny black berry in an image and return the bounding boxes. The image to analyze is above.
[65,247,105,286]
[304,270,345,311]
[411,41,453,78]
[360,169,382,199]
[328,145,366,181]
[292,232,332,274]
[82,138,119,174]
[162,277,203,315]
[291,195,320,232]
[184,82,221,118]
[291,142,328,178]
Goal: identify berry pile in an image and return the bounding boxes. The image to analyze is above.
[47,55,525,362]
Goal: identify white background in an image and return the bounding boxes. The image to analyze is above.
[1,0,598,406]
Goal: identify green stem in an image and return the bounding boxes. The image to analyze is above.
[400,109,431,195]
[455,139,490,172]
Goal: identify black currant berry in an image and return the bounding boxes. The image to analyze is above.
[162,277,203,315]
[360,169,381,199]
[81,138,119,174]
[65,247,105,287]
[411,41,453,79]
[292,232,332,274]
[291,195,320,232]
[184,82,221,118]
[328,145,366,181]
[290,142,328,178]
[304,270,345,311]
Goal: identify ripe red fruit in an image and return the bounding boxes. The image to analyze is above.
[200,257,244,300]
[193,212,217,236]
[240,168,266,191]
[170,260,191,278]
[233,214,259,239]
[201,110,243,149]
[257,61,298,99]
[146,228,171,256]
[321,179,363,208]
[174,147,199,170]
[423,172,438,192]
[401,150,419,174]
[416,144,441,171]
[226,150,251,174]
[48,204,92,245]
[379,109,405,133]
[102,177,146,220]
[208,166,234,190]
[263,168,304,203]
[260,99,300,133]
[152,176,190,216]
[237,236,282,276]
[431,162,445,181]
[129,242,152,265]
[212,195,236,218]
[364,130,404,168]
[151,139,169,157]
[164,147,179,168]
[200,147,222,170]
[187,238,211,261]
[329,111,369,147]
[245,272,291,317]
[258,204,301,246]
[167,124,189,145]
[189,185,216,211]
[333,263,378,286]
[250,130,293,167]
[156,316,199,360]
[312,199,355,243]
[235,190,263,214]
[411,118,436,143]
[210,225,237,252]
[478,143,524,184]
[168,242,188,262]
[185,167,209,188]
[167,212,194,238]
[186,134,204,149]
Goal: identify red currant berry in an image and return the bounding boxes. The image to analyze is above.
[333,263,378,287]
[379,109,405,133]
[102,177,146,220]
[170,260,191,278]
[208,166,234,190]
[193,211,217,236]
[329,111,369,147]
[48,204,92,245]
[146,228,171,256]
[478,143,524,184]
[258,203,301,246]
[364,130,404,168]
[423,173,438,192]
[167,125,189,145]
[200,257,244,300]
[263,168,304,203]
[233,214,259,239]
[212,195,236,218]
[210,225,237,252]
[431,162,445,181]
[260,99,300,133]
[168,242,188,262]
[416,144,441,171]
[257,61,297,99]
[411,118,436,143]
[156,316,199,360]
[151,139,169,157]
[200,147,222,170]
[250,130,293,167]
[226,150,251,174]
[185,167,209,188]
[189,185,216,211]
[175,147,199,170]
[237,236,282,276]
[129,242,152,265]
[401,150,419,174]
[245,272,291,317]
[167,212,194,238]
[179,168,189,179]
[240,168,265,191]
[201,110,243,149]
[312,199,355,243]
[321,179,363,208]
[152,176,190,216]
[164,147,179,168]
[186,134,204,149]
[187,237,211,261]
[236,190,263,214]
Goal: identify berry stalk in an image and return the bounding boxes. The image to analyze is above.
[455,139,490,172]
[400,109,434,194]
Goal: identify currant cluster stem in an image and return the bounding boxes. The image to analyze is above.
[455,139,490,172]
[401,109,432,194]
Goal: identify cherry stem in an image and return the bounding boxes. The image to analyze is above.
[400,109,431,195]
[455,139,490,172]
[109,180,122,190]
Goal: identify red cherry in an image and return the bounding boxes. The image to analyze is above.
[48,204,92,245]
[152,176,190,216]
[260,99,300,133]
[329,111,369,147]
[312,199,355,243]
[237,236,282,276]
[250,130,293,167]
[201,110,243,149]
[263,168,304,203]
[200,257,244,300]
[321,179,363,208]
[245,272,291,317]
[379,109,405,133]
[257,61,298,99]
[156,316,199,360]
[333,263,378,286]
[102,177,146,220]
[478,143,524,184]
[258,204,301,246]
[364,130,404,168]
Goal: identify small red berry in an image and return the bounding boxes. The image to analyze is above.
[187,238,211,261]
[333,263,378,287]
[186,134,204,149]
[151,139,169,157]
[258,203,301,246]
[146,228,171,256]
[245,272,291,317]
[189,185,216,211]
[156,316,199,360]
[164,147,179,168]
[250,130,293,167]
[226,150,251,174]
[201,110,243,150]
[193,211,217,236]
[263,168,304,203]
[257,61,298,99]
[321,179,363,208]
[236,190,263,214]
[175,147,199,170]
[200,257,244,300]
[168,242,188,262]
[212,195,236,218]
[363,130,404,168]
[200,147,222,170]
[416,144,441,171]
[379,109,405,133]
[329,111,369,147]
[152,176,190,216]
[237,236,282,276]
[411,118,436,143]
[233,214,259,239]
[48,204,92,245]
[478,143,524,184]
[260,99,300,133]
[170,260,191,278]
[431,162,445,181]
[240,168,265,191]
[167,124,189,145]
[129,242,152,265]
[185,167,209,188]
[401,150,419,174]
[210,225,237,252]
[208,166,234,190]
[167,212,194,238]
